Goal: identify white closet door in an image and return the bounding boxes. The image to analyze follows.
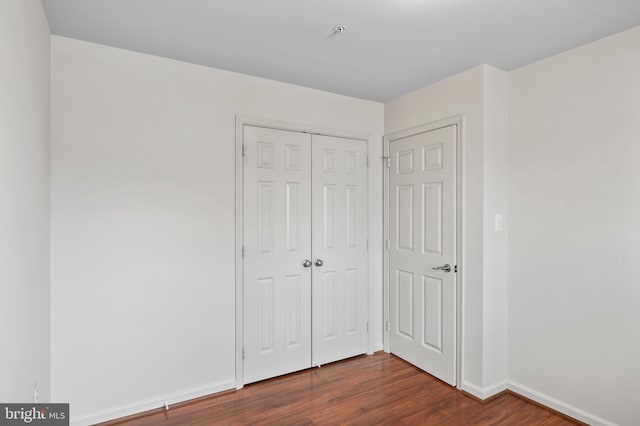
[388,125,457,385]
[311,135,369,366]
[243,126,312,384]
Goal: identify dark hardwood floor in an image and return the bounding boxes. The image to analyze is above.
[101,353,577,425]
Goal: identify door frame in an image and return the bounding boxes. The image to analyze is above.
[382,115,464,388]
[235,115,375,388]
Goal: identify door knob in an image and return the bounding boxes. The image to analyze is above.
[432,264,451,273]
[314,259,324,267]
[302,259,312,268]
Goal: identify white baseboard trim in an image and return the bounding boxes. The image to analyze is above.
[67,376,616,426]
[461,381,483,399]
[372,343,384,353]
[70,379,236,426]
[461,380,508,400]
[508,381,616,426]
[483,380,509,399]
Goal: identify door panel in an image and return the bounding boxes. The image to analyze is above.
[389,125,457,385]
[243,126,312,384]
[312,135,368,366]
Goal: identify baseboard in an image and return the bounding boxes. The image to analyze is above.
[508,381,616,426]
[70,379,236,426]
[68,376,616,426]
[461,380,508,400]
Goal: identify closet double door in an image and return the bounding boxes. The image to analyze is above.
[243,126,368,384]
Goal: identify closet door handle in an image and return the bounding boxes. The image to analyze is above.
[432,264,451,273]
[314,259,324,267]
[303,259,312,268]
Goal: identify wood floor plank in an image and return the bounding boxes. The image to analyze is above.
[100,353,578,425]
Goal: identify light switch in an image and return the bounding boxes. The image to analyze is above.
[494,214,503,232]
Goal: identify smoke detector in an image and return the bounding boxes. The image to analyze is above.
[334,25,347,34]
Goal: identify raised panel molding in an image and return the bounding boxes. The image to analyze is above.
[286,275,302,347]
[257,181,274,255]
[345,185,357,248]
[285,145,301,170]
[396,270,414,340]
[323,271,337,339]
[396,185,414,251]
[345,269,359,334]
[285,183,300,253]
[323,184,336,249]
[257,141,275,169]
[422,275,443,353]
[345,151,358,174]
[323,148,336,172]
[396,149,414,174]
[422,182,443,255]
[258,277,275,353]
[422,144,443,171]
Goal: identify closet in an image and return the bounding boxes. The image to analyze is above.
[241,125,369,384]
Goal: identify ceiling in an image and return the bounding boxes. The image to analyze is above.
[40,0,640,102]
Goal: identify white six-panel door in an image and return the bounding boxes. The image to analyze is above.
[243,126,313,384]
[243,126,368,384]
[312,135,369,366]
[388,124,457,385]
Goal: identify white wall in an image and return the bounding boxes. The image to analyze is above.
[508,26,640,426]
[481,66,509,393]
[50,36,383,424]
[384,65,509,397]
[0,0,51,403]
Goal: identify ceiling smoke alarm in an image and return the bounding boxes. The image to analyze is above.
[334,25,347,34]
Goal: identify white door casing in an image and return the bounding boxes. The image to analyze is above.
[387,124,458,385]
[241,124,369,384]
[243,126,312,384]
[312,135,369,366]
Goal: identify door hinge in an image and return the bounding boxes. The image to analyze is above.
[366,239,369,250]
[366,157,369,167]
[241,245,245,258]
[383,156,391,168]
[242,144,246,157]
[366,322,369,333]
[242,348,246,360]
[385,239,391,250]
[385,321,391,332]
